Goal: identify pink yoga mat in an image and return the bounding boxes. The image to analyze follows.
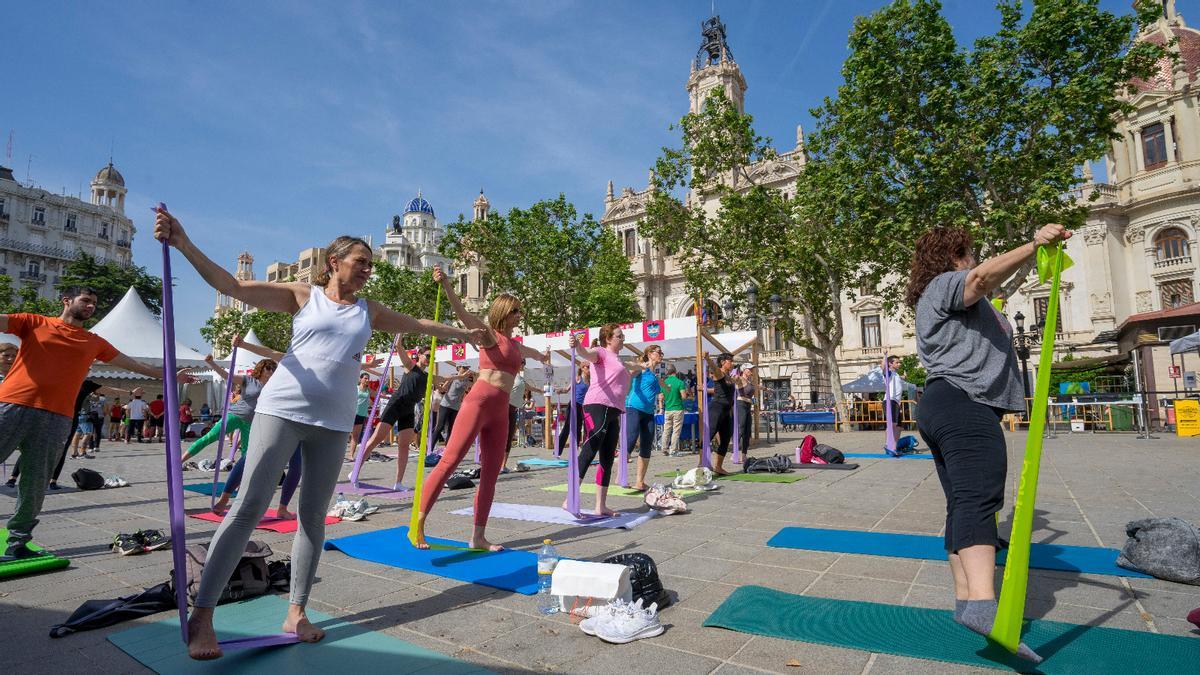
[188,508,340,533]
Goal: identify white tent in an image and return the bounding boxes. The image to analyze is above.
[91,287,210,367]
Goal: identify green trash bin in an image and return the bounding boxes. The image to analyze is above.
[1108,404,1134,431]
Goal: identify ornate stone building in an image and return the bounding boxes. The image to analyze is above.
[0,161,134,300]
[605,7,1200,409]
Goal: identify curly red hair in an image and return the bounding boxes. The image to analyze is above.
[904,227,973,308]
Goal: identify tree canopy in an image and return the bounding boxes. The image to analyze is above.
[59,252,164,318]
[441,195,641,333]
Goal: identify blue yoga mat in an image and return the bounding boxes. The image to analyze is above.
[767,527,1150,578]
[324,526,539,594]
[108,594,492,674]
[183,482,234,497]
[843,453,932,460]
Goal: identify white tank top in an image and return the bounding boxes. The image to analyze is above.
[254,287,373,432]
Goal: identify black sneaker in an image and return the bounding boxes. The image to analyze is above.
[2,542,49,561]
[110,533,145,556]
[3,478,14,488]
[136,529,171,552]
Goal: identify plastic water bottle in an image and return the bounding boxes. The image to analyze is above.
[536,538,559,615]
[337,491,345,505]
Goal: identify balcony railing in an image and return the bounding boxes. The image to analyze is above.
[0,237,77,260]
[116,239,130,248]
[29,218,48,229]
[18,271,47,283]
[98,232,109,240]
[860,346,884,356]
[1154,255,1193,270]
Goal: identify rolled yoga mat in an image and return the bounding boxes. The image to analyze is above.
[703,585,1200,674]
[108,593,493,674]
[0,528,69,578]
[766,526,1151,578]
[324,526,539,594]
[450,503,657,530]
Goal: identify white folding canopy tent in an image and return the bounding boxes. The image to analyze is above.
[91,287,210,367]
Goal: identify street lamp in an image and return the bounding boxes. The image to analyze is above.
[1011,311,1034,408]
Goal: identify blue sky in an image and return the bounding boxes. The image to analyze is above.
[7,0,1140,348]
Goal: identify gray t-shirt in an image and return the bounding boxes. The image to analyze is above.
[441,378,467,410]
[227,375,263,421]
[916,270,1024,412]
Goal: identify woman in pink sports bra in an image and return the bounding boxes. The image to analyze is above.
[415,266,550,551]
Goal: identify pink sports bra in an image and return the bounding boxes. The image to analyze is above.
[478,333,523,375]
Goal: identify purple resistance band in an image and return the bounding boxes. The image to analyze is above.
[348,335,400,486]
[883,357,897,454]
[158,206,299,651]
[700,356,713,470]
[209,345,238,508]
[616,408,628,488]
[731,381,742,465]
[565,340,581,515]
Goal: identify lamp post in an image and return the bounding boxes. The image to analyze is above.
[1011,311,1034,413]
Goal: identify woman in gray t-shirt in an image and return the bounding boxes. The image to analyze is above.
[906,223,1069,664]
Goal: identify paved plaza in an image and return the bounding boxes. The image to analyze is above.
[2,428,1199,673]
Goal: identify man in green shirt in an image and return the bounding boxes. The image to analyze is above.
[660,364,690,456]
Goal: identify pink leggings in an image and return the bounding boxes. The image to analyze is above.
[420,379,509,525]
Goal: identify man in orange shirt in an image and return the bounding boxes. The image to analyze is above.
[0,287,188,561]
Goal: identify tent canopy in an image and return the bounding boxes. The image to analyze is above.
[363,317,759,405]
[841,366,916,395]
[90,287,210,367]
[1170,330,1200,355]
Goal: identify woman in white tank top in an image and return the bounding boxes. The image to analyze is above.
[155,209,485,661]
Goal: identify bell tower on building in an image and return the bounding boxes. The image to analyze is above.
[687,15,746,114]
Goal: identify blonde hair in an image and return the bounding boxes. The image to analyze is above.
[313,236,372,286]
[486,293,522,330]
[641,344,662,363]
[251,359,277,380]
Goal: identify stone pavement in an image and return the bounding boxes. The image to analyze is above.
[2,428,1199,673]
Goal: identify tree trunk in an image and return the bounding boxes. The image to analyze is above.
[819,345,849,431]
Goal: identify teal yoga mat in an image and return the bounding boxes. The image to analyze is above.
[183,482,234,497]
[704,586,1200,674]
[108,594,492,674]
[767,527,1150,578]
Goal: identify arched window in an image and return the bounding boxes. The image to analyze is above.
[1154,227,1191,261]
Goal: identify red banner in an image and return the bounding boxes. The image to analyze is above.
[452,343,467,360]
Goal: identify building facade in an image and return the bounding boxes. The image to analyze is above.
[605,7,1200,411]
[0,162,134,300]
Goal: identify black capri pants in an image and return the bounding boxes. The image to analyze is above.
[916,378,1007,554]
[708,402,733,456]
[579,404,620,486]
[625,408,655,459]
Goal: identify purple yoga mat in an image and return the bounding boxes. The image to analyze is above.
[350,335,400,485]
[158,208,299,651]
[732,385,742,465]
[700,357,713,470]
[566,341,580,515]
[883,357,897,454]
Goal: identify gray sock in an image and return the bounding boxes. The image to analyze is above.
[954,599,967,623]
[960,599,1043,664]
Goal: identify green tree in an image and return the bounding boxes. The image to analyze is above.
[0,276,62,316]
[896,354,927,388]
[58,252,164,318]
[441,195,640,333]
[200,308,293,357]
[811,0,1166,308]
[358,260,440,352]
[641,88,860,418]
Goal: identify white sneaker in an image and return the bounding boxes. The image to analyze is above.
[579,598,632,636]
[596,600,664,644]
[351,499,379,515]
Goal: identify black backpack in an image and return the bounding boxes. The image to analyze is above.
[50,581,177,638]
[603,552,670,609]
[812,444,845,464]
[181,540,275,605]
[743,454,792,473]
[71,467,105,490]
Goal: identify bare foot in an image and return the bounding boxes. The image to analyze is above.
[274,505,296,520]
[211,495,230,516]
[187,612,223,660]
[468,536,504,552]
[282,611,325,643]
[595,506,619,517]
[712,468,732,476]
[413,523,431,550]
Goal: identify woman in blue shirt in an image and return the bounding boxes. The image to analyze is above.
[625,345,666,491]
[556,361,590,455]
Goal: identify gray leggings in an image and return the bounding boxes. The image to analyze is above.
[194,413,347,608]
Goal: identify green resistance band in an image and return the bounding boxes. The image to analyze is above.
[990,242,1073,652]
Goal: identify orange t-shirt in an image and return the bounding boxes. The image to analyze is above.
[0,313,119,417]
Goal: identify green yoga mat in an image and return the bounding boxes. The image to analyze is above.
[0,528,69,579]
[655,471,807,484]
[542,483,703,498]
[704,586,1200,674]
[108,593,493,674]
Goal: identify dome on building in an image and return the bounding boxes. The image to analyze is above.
[404,191,435,218]
[94,161,125,187]
[1130,24,1200,93]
